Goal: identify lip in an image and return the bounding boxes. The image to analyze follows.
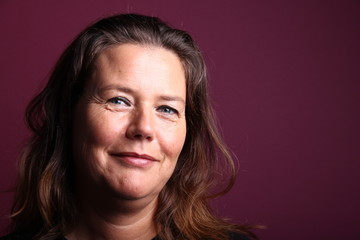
[110,152,159,168]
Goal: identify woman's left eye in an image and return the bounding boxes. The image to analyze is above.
[157,105,178,115]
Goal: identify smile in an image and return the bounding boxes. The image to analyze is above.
[110,152,159,168]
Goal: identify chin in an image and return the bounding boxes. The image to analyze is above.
[105,180,159,201]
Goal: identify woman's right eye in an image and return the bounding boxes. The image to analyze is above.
[107,97,130,106]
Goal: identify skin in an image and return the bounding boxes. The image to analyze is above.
[69,44,187,240]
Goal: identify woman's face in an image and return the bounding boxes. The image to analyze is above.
[72,44,186,201]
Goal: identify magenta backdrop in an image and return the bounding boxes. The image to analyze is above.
[1,0,359,239]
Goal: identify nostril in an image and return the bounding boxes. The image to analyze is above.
[145,135,153,140]
[128,131,153,141]
[133,133,143,139]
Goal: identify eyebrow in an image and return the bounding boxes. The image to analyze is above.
[158,95,185,104]
[98,85,185,104]
[98,85,134,94]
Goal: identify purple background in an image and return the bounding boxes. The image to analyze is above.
[1,0,359,239]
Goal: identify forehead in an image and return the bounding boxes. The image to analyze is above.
[87,44,186,98]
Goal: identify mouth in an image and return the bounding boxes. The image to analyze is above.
[110,152,159,168]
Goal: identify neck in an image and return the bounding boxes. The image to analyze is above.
[67,192,158,240]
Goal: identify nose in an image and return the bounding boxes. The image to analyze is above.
[126,107,155,141]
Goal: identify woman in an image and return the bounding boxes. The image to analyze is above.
[2,14,257,240]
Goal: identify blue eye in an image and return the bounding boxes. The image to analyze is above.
[108,97,130,106]
[157,105,178,115]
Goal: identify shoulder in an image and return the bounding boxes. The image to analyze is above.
[0,233,66,240]
[0,233,32,240]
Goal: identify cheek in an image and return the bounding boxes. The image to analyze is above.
[160,120,187,160]
[87,119,120,147]
[73,106,125,158]
[85,111,122,144]
[73,107,125,179]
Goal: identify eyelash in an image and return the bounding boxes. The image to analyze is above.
[106,97,179,115]
[107,97,130,106]
[157,105,179,115]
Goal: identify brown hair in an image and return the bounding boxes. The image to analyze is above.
[10,13,257,240]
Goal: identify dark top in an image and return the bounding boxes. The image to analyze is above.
[0,232,250,240]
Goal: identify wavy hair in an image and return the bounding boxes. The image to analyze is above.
[10,13,257,240]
